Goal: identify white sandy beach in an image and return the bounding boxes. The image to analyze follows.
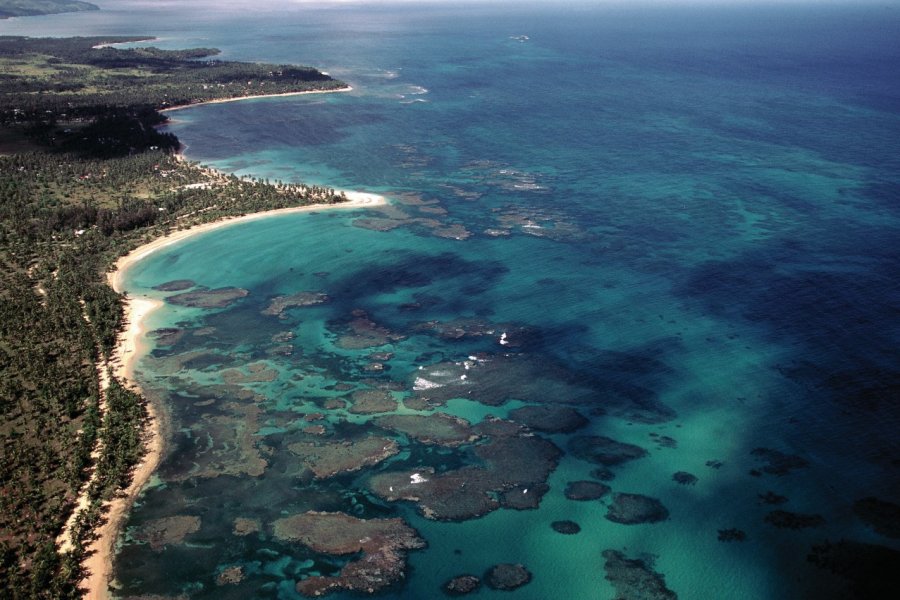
[78,190,385,599]
[160,86,353,113]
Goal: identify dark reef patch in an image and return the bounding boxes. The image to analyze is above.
[347,388,398,414]
[410,354,596,409]
[591,467,616,481]
[271,511,425,597]
[153,279,196,291]
[672,471,698,485]
[852,497,900,539]
[509,405,588,433]
[750,447,809,476]
[288,436,399,479]
[602,549,677,600]
[373,413,479,447]
[650,433,678,449]
[764,510,825,530]
[564,480,611,501]
[262,291,329,317]
[552,520,581,534]
[166,286,249,308]
[568,435,648,467]
[758,491,788,505]
[485,563,532,591]
[605,493,669,525]
[717,528,747,542]
[444,575,481,596]
[331,309,406,349]
[327,251,508,307]
[500,483,549,510]
[148,327,185,347]
[367,423,560,521]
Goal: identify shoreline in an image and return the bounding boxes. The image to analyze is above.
[84,190,386,599]
[160,85,353,113]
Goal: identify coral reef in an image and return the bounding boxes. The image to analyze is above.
[166,286,249,308]
[373,413,479,446]
[564,480,611,501]
[485,564,532,591]
[262,291,329,317]
[153,279,196,291]
[272,511,425,597]
[509,405,588,433]
[288,436,400,479]
[333,309,405,349]
[444,575,481,595]
[568,435,648,467]
[551,520,581,534]
[750,447,809,476]
[672,471,698,485]
[368,424,560,521]
[764,510,825,529]
[605,493,670,525]
[602,550,677,600]
[134,515,201,552]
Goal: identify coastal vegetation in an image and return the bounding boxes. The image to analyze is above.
[0,35,347,597]
[0,0,97,19]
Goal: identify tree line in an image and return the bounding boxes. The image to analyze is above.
[0,35,350,597]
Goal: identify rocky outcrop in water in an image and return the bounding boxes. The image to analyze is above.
[443,575,481,595]
[166,286,249,308]
[605,493,669,525]
[552,520,581,534]
[272,511,425,597]
[288,436,399,479]
[568,435,648,467]
[509,405,588,433]
[602,550,677,600]
[368,420,560,521]
[485,564,532,591]
[565,480,611,501]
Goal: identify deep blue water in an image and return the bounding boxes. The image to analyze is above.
[4,2,899,598]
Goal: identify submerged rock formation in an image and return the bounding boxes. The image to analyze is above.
[166,286,249,308]
[602,549,677,600]
[485,563,532,591]
[272,511,425,597]
[568,435,648,467]
[605,493,670,525]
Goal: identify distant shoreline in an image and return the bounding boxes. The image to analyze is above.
[85,150,384,599]
[160,85,353,113]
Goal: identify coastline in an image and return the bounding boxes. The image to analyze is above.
[160,85,353,113]
[84,190,386,599]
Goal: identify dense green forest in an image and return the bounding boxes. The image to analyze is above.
[0,0,97,19]
[0,36,347,598]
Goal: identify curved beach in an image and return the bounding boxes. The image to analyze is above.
[83,191,386,599]
[160,85,353,114]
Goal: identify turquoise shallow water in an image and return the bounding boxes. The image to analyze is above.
[5,2,899,598]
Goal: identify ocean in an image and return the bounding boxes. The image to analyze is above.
[3,1,899,598]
